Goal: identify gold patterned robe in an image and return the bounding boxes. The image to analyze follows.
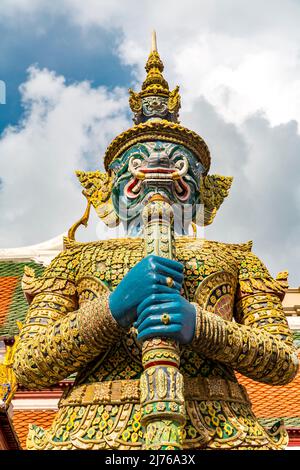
[13,236,299,450]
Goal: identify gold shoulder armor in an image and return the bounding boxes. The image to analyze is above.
[238,251,286,298]
[22,249,79,302]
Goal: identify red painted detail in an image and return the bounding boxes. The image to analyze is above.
[144,360,178,369]
[124,177,139,198]
[288,428,300,446]
[14,390,63,399]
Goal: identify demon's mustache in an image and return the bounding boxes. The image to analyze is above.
[124,157,191,201]
[129,155,188,180]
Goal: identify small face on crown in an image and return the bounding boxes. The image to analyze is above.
[109,141,204,234]
[142,96,169,120]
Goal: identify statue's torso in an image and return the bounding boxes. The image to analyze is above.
[27,237,287,450]
[75,237,240,384]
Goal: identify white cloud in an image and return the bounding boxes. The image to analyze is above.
[2,0,300,126]
[0,1,299,284]
[61,0,300,127]
[183,99,300,283]
[0,66,130,246]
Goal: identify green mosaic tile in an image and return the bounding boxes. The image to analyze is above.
[0,261,45,338]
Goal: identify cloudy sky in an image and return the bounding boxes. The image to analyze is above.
[0,0,299,285]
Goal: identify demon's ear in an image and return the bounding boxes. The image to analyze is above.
[76,170,120,228]
[197,174,233,226]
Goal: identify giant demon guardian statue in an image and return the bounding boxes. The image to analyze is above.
[13,33,298,450]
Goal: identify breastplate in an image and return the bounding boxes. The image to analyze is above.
[74,237,239,384]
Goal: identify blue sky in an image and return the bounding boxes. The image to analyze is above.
[0,0,299,286]
[0,15,132,133]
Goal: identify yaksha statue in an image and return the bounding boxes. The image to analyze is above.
[13,34,298,450]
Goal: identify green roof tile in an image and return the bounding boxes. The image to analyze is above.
[293,330,300,348]
[0,261,45,338]
[259,417,300,429]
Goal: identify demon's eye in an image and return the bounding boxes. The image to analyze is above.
[131,157,143,168]
[128,156,144,176]
[174,158,186,170]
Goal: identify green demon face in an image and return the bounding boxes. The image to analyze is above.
[109,141,204,234]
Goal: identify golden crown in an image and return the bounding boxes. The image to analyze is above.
[104,32,211,173]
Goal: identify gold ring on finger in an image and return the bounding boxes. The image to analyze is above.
[166,276,174,288]
[161,313,170,325]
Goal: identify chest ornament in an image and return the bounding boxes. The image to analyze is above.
[194,271,237,321]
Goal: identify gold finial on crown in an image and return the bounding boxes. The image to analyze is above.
[151,30,157,52]
[142,30,169,95]
[129,31,181,123]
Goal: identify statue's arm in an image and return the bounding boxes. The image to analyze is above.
[13,250,124,390]
[191,251,299,385]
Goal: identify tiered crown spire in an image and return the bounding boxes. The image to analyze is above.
[129,31,181,124]
[104,32,211,174]
[141,31,169,96]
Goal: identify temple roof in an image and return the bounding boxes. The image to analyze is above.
[12,410,56,449]
[0,234,64,339]
[0,260,45,339]
[0,233,64,265]
[237,362,300,423]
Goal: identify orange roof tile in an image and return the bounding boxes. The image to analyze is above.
[0,277,18,327]
[13,410,56,449]
[237,352,300,419]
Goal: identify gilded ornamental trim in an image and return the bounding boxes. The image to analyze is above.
[59,376,250,407]
[104,120,211,173]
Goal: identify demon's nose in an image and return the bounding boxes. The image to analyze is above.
[147,152,170,168]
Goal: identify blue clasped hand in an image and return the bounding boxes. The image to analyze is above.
[134,293,196,344]
[109,255,184,328]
